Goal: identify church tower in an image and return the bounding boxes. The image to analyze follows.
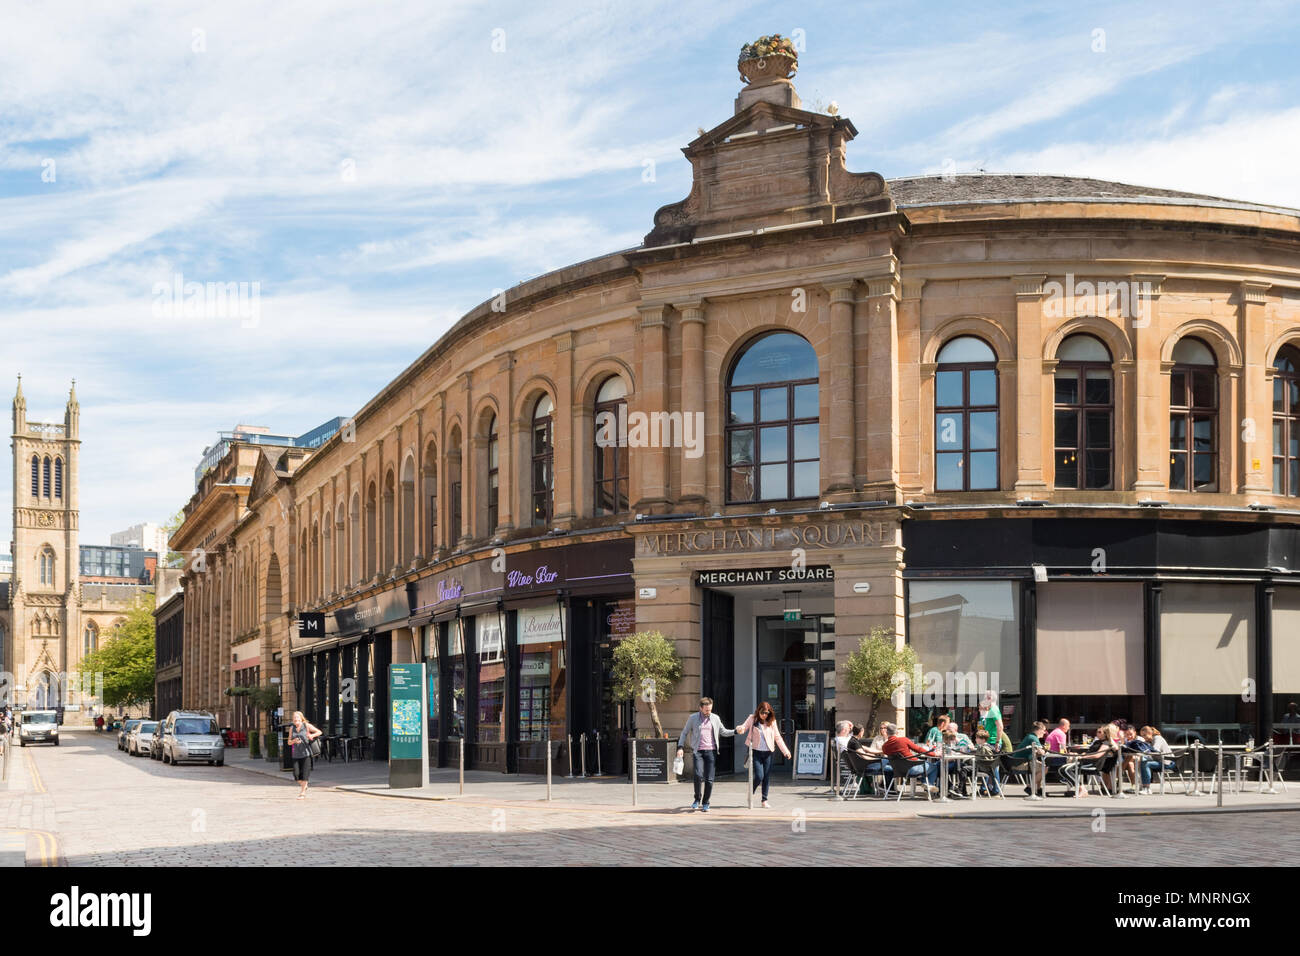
[8,377,81,708]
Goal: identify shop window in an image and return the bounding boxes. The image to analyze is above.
[476,616,505,742]
[1271,586,1300,744]
[906,580,1019,737]
[447,620,466,739]
[531,395,554,526]
[1169,337,1217,492]
[517,605,566,742]
[423,624,441,742]
[1053,335,1112,489]
[593,376,629,515]
[1272,345,1300,496]
[1036,582,1145,731]
[725,332,820,503]
[1160,582,1256,744]
[934,336,998,491]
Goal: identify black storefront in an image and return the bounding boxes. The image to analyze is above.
[414,536,635,775]
[290,587,407,761]
[903,512,1300,748]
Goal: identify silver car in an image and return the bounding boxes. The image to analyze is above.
[161,711,225,766]
[118,718,142,751]
[127,721,158,756]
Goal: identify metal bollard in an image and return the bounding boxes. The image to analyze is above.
[566,735,574,778]
[546,740,553,802]
[1266,741,1278,794]
[747,747,754,809]
[1216,741,1223,808]
[1112,744,1127,799]
[938,747,948,803]
[630,739,638,807]
[579,732,588,778]
[594,731,603,776]
[459,737,465,796]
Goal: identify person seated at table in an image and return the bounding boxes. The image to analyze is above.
[833,719,853,754]
[870,721,891,751]
[1120,725,1151,792]
[1010,721,1048,793]
[940,728,975,795]
[847,724,890,790]
[925,714,950,749]
[1069,724,1119,794]
[971,728,1002,796]
[1044,718,1078,794]
[881,723,939,792]
[1135,726,1176,794]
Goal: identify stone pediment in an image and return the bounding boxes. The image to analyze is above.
[645,94,893,247]
[247,449,284,507]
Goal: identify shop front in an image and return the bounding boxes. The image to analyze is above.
[290,586,406,761]
[631,510,907,776]
[411,535,634,775]
[903,512,1300,747]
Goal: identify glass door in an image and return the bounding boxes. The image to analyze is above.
[756,616,830,770]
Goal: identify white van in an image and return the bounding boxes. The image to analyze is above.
[20,710,59,746]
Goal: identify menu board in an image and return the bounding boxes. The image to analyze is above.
[633,738,672,783]
[793,730,829,780]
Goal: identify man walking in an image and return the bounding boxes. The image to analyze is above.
[676,697,734,812]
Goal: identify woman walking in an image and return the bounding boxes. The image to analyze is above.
[288,711,323,799]
[734,701,791,808]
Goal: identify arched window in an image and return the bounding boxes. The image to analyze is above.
[422,445,438,554]
[448,427,463,543]
[935,336,999,491]
[30,456,38,497]
[1053,335,1113,489]
[594,377,629,514]
[401,456,416,563]
[54,458,63,499]
[484,416,499,533]
[42,456,51,497]
[365,483,378,578]
[726,332,820,502]
[349,493,361,586]
[1169,337,1217,492]
[1273,344,1300,496]
[84,620,98,657]
[39,547,55,586]
[531,396,554,525]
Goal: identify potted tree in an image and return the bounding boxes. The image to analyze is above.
[843,625,920,734]
[610,630,683,783]
[245,685,283,762]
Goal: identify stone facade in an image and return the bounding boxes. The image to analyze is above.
[169,60,1300,756]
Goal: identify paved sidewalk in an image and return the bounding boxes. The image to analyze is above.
[221,744,1300,820]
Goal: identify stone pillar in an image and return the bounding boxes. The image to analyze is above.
[1241,281,1273,494]
[822,281,857,494]
[898,278,925,497]
[1012,275,1048,494]
[495,353,515,534]
[1131,275,1166,492]
[864,275,900,495]
[552,331,576,525]
[634,304,672,512]
[677,300,708,507]
[459,374,473,547]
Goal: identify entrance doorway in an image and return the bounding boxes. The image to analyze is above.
[756,615,834,769]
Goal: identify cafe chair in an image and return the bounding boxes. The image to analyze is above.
[1000,753,1031,791]
[973,756,1004,799]
[1076,756,1112,796]
[885,755,933,803]
[838,749,867,800]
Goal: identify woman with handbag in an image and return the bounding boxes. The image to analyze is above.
[733,701,791,808]
[288,710,323,799]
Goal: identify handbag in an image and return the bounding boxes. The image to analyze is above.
[308,738,322,759]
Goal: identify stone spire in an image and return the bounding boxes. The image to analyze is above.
[65,377,80,437]
[13,373,25,431]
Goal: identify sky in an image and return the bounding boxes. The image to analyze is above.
[2,0,1300,547]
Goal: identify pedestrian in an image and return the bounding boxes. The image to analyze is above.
[675,697,734,812]
[287,710,323,799]
[733,700,791,808]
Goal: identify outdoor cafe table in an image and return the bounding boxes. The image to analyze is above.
[923,751,977,801]
[1227,743,1296,794]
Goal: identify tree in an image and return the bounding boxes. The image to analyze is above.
[609,630,683,738]
[161,509,187,568]
[80,596,156,709]
[843,626,919,734]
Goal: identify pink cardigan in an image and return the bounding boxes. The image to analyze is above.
[735,715,792,757]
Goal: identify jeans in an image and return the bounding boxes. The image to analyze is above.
[1139,758,1176,786]
[693,750,717,804]
[1048,755,1077,791]
[751,748,775,799]
[902,759,939,787]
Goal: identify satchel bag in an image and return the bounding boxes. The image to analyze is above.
[308,738,322,759]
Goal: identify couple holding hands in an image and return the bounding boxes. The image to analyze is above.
[676,696,791,811]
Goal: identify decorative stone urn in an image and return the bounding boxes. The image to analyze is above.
[738,53,797,86]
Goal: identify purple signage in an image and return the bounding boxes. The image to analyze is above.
[506,564,560,589]
[436,579,464,602]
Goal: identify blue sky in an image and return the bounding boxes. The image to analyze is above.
[3,0,1300,545]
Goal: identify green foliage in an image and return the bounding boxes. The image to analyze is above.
[249,731,261,758]
[610,630,682,737]
[843,626,919,732]
[80,596,156,707]
[161,509,186,567]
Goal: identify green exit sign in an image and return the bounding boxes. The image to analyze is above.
[783,609,800,622]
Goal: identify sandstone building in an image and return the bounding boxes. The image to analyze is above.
[170,54,1300,773]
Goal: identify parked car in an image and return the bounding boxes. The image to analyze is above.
[127,721,159,757]
[149,721,165,760]
[19,710,60,747]
[118,719,142,752]
[160,711,225,766]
